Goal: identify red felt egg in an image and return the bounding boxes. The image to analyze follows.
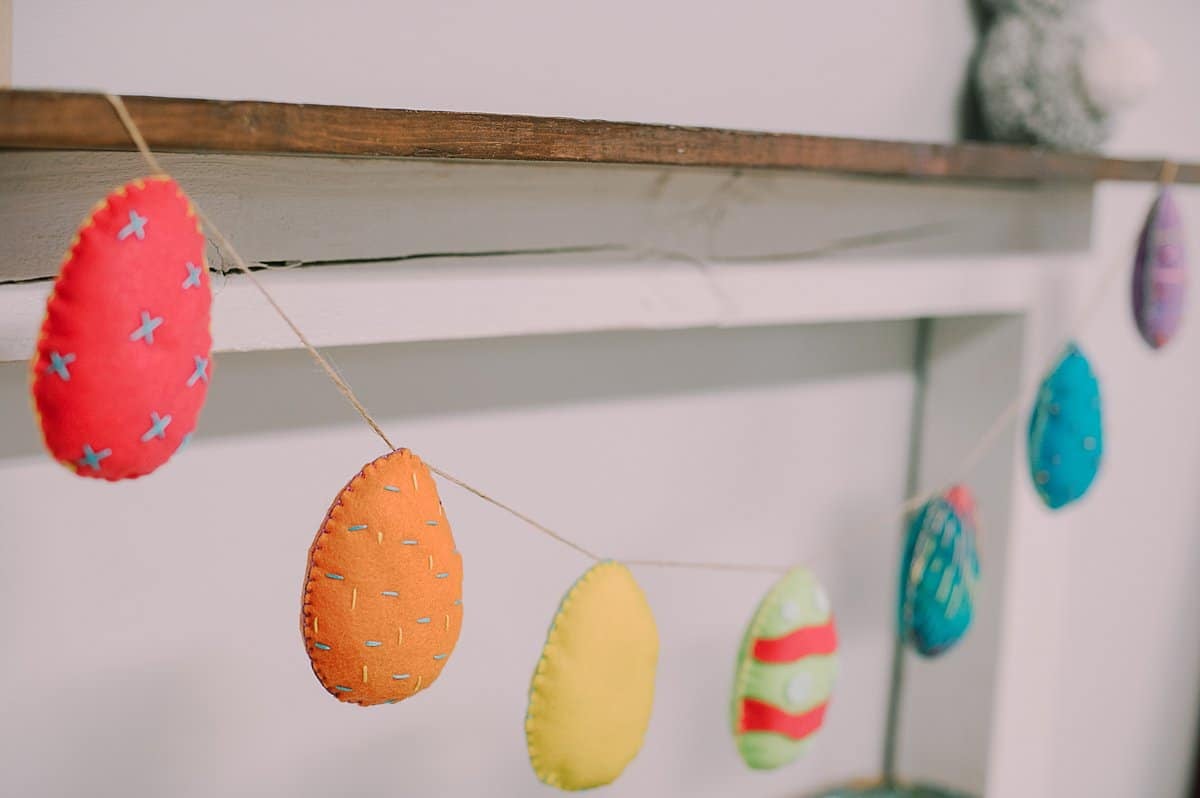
[31,177,212,480]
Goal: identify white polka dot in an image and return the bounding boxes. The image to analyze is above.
[779,600,802,624]
[786,672,813,706]
[812,586,830,617]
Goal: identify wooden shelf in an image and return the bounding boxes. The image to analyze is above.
[0,89,1197,184]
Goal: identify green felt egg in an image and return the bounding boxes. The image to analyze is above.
[730,567,838,770]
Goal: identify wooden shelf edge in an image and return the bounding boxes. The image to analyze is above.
[0,89,1196,184]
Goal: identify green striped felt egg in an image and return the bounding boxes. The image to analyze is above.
[730,567,838,770]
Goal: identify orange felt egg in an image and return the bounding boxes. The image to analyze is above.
[301,449,463,705]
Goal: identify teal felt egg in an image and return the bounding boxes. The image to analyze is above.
[1027,342,1103,509]
[898,486,980,658]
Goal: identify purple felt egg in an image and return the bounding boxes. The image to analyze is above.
[1132,187,1187,349]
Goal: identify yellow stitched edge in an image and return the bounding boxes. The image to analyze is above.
[26,175,205,480]
[172,183,212,365]
[524,560,615,788]
[28,189,116,476]
[177,182,213,416]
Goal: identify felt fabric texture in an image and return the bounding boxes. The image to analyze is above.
[31,177,211,480]
[898,486,981,658]
[730,567,838,770]
[302,449,463,706]
[1132,186,1187,349]
[526,561,658,791]
[1027,342,1104,509]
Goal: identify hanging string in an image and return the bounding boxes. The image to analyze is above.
[104,94,167,176]
[101,92,1132,577]
[1161,160,1179,187]
[908,203,1135,508]
[105,93,779,573]
[621,557,788,574]
[107,94,399,451]
[424,464,602,562]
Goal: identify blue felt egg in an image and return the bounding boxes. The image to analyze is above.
[898,486,980,658]
[1027,342,1103,509]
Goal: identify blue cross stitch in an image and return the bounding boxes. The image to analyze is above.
[77,444,112,471]
[117,210,147,241]
[129,311,163,344]
[187,355,209,387]
[182,262,202,289]
[45,351,76,381]
[141,412,173,442]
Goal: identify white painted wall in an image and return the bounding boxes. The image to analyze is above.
[1043,3,1200,796]
[1043,184,1200,798]
[5,1,1200,797]
[12,0,976,141]
[0,323,929,797]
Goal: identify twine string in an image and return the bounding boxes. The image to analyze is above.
[910,222,1132,509]
[621,558,788,574]
[204,217,400,452]
[101,93,1129,577]
[104,93,778,574]
[1161,160,1179,186]
[105,95,398,452]
[423,463,602,562]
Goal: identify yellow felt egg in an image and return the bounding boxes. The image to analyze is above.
[525,561,659,791]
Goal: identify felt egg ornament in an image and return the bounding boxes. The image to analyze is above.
[898,486,980,658]
[31,177,211,480]
[731,567,838,770]
[526,561,658,791]
[1027,342,1104,509]
[301,449,463,706]
[1132,186,1187,349]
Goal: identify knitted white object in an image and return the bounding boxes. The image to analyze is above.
[1080,31,1161,113]
[974,0,1157,151]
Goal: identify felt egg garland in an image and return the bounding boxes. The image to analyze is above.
[31,176,211,480]
[14,96,1200,798]
[526,561,659,791]
[1132,186,1188,349]
[731,567,838,770]
[1027,342,1104,510]
[301,448,463,706]
[898,485,980,658]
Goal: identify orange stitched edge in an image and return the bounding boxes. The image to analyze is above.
[299,453,384,705]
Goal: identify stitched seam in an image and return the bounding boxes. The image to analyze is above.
[732,566,803,740]
[301,450,404,705]
[29,176,205,481]
[29,187,115,476]
[525,560,611,786]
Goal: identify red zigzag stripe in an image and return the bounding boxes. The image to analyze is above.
[739,698,829,740]
[752,617,837,663]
